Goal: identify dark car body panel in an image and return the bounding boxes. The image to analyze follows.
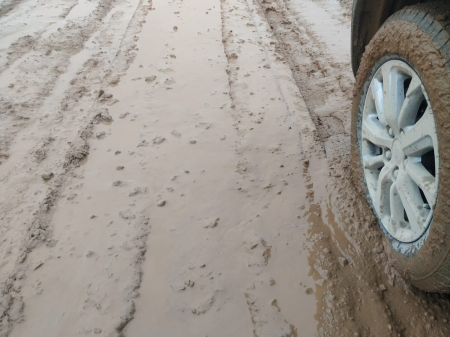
[351,0,442,76]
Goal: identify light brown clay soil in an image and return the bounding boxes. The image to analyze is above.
[0,0,450,336]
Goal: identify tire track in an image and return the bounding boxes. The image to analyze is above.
[219,0,330,334]
[255,0,353,159]
[0,1,151,335]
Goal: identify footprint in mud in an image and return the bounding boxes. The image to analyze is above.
[262,242,271,265]
[171,130,181,137]
[145,76,157,83]
[119,209,136,220]
[109,76,120,86]
[245,283,298,336]
[191,291,220,315]
[170,280,194,293]
[153,136,166,144]
[164,78,176,85]
[67,193,77,200]
[41,172,54,181]
[203,217,219,228]
[271,299,281,312]
[245,238,272,267]
[195,122,212,129]
[137,140,149,147]
[129,187,147,197]
[96,131,106,139]
[34,148,46,162]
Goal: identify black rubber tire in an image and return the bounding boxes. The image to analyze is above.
[351,2,450,292]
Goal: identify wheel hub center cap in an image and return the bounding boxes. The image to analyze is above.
[391,139,404,165]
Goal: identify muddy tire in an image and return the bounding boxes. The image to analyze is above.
[351,3,450,292]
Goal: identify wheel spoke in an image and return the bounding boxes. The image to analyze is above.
[363,154,384,170]
[404,161,437,206]
[401,108,436,157]
[362,116,392,149]
[372,78,387,127]
[381,64,404,135]
[396,169,430,233]
[374,164,395,218]
[398,74,424,129]
[389,182,405,234]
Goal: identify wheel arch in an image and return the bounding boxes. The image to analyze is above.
[351,0,445,77]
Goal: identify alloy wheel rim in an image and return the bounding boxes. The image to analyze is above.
[361,59,439,243]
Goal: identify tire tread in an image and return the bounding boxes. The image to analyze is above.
[396,2,450,293]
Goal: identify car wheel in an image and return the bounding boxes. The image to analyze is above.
[351,2,450,292]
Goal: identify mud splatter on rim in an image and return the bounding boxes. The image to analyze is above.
[360,59,439,243]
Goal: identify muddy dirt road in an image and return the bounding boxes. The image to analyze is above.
[1,0,450,336]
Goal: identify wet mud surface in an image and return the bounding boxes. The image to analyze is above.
[1,0,450,336]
